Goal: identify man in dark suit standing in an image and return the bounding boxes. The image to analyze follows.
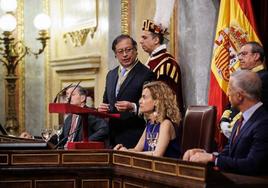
[183,70,268,175]
[60,85,108,148]
[98,34,155,148]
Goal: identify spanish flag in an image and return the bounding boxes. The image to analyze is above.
[208,0,261,150]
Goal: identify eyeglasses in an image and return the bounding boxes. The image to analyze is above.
[237,51,254,57]
[116,47,134,55]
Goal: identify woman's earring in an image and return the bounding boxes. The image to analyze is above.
[153,106,158,117]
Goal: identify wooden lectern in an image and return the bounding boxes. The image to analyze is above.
[49,103,120,149]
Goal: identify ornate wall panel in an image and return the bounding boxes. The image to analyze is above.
[49,55,100,125]
[48,0,109,126]
[121,0,131,34]
[17,0,25,134]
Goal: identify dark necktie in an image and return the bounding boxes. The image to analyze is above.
[232,115,244,143]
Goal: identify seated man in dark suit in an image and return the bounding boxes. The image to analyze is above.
[20,85,109,148]
[58,85,109,148]
[183,70,268,175]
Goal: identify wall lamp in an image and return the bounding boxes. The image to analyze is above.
[0,0,51,135]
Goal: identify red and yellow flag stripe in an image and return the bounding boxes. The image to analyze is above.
[208,0,261,149]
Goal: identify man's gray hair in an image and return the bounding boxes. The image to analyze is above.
[69,85,88,96]
[230,70,262,100]
[67,85,88,104]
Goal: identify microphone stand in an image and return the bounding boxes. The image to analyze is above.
[67,81,81,104]
[53,83,73,103]
[54,81,82,149]
[53,125,82,149]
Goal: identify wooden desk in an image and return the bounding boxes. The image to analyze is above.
[0,150,267,188]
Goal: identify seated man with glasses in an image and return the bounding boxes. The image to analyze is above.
[20,85,109,148]
[220,41,268,139]
[98,34,155,148]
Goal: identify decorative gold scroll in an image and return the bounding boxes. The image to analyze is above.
[61,0,98,47]
[63,27,96,47]
[121,0,131,34]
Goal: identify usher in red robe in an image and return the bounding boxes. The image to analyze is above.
[147,49,184,114]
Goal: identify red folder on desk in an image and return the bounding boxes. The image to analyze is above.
[49,103,120,149]
[49,103,120,118]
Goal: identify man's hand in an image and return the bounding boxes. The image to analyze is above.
[20,131,33,139]
[189,152,214,164]
[98,103,110,112]
[115,101,134,112]
[183,148,206,161]
[113,144,128,151]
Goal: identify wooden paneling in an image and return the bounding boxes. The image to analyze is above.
[0,180,31,188]
[12,154,59,165]
[113,151,206,181]
[112,179,122,188]
[178,164,206,181]
[113,153,132,167]
[154,160,177,176]
[82,179,109,188]
[1,149,268,188]
[123,181,143,188]
[132,157,152,171]
[0,154,8,165]
[35,180,75,188]
[62,153,109,164]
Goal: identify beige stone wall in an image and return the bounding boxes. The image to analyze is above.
[133,0,177,63]
[133,0,155,63]
[48,0,109,126]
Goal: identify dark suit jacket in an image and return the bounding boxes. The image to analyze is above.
[257,69,268,111]
[103,61,155,148]
[218,105,268,175]
[220,69,268,127]
[59,113,109,147]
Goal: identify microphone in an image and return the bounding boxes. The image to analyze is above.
[67,81,81,104]
[53,83,73,103]
[53,124,83,149]
[0,123,8,135]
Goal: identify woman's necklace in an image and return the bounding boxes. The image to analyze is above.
[147,122,159,151]
[150,123,157,134]
[147,120,158,133]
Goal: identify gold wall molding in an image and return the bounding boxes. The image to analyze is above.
[60,0,99,48]
[170,0,178,58]
[121,0,131,34]
[17,0,25,134]
[44,0,50,129]
[50,55,100,72]
[63,27,96,47]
